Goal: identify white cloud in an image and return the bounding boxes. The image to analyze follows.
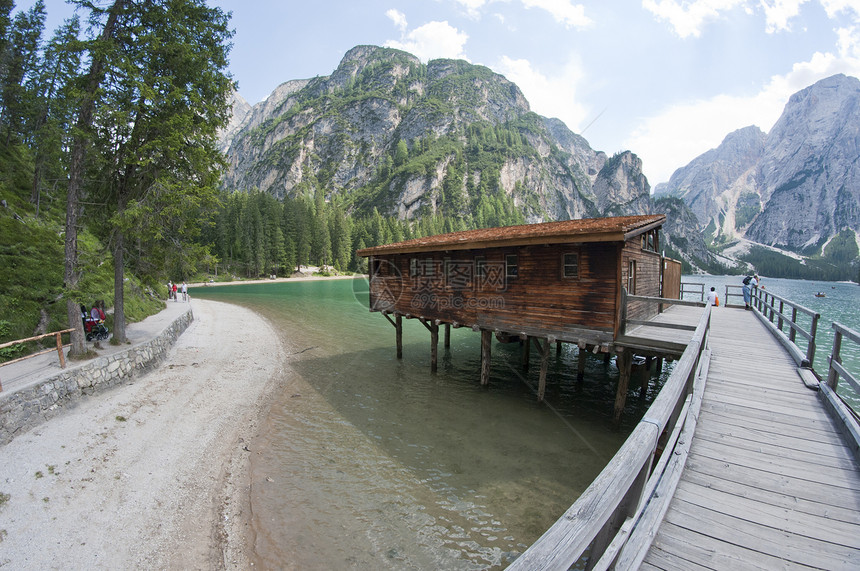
[642,0,746,38]
[760,0,809,33]
[386,9,408,33]
[496,55,589,131]
[452,0,491,18]
[644,0,860,37]
[626,50,860,185]
[385,21,470,61]
[820,0,860,18]
[521,0,593,28]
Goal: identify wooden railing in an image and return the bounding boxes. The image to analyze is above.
[751,286,820,368]
[824,322,860,423]
[0,329,75,391]
[508,303,713,570]
[680,281,705,302]
[827,322,860,396]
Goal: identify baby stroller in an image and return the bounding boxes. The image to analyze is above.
[82,304,110,341]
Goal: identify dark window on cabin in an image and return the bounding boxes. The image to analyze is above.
[627,260,637,294]
[410,258,417,277]
[371,258,382,277]
[563,253,579,278]
[424,258,435,277]
[642,230,657,252]
[506,254,518,278]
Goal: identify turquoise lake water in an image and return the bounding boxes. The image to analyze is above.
[193,275,859,568]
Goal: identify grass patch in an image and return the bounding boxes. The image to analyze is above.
[115,415,127,422]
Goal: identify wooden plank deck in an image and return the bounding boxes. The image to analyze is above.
[642,307,860,570]
[617,304,704,356]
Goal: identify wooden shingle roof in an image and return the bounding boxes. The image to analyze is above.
[357,214,666,256]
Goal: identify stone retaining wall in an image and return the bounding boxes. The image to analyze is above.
[0,308,193,445]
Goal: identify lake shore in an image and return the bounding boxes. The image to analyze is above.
[0,298,288,569]
[187,271,361,289]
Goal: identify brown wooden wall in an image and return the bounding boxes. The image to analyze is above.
[368,239,656,346]
[620,240,663,327]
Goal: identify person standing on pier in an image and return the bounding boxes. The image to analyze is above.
[742,274,759,310]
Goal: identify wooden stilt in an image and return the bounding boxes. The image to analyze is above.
[640,366,649,397]
[613,349,633,426]
[430,322,439,373]
[604,352,612,365]
[556,340,562,357]
[577,346,587,381]
[538,338,550,401]
[444,323,451,349]
[480,329,492,385]
[655,357,663,375]
[640,356,653,396]
[522,335,531,370]
[395,314,402,359]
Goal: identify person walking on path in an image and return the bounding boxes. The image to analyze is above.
[167,281,173,300]
[742,274,759,310]
[181,282,188,302]
[172,282,178,301]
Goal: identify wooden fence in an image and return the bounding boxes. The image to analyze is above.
[508,302,713,570]
[680,281,705,302]
[0,329,74,391]
[750,286,820,368]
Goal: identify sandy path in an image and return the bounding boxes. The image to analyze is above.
[0,299,287,570]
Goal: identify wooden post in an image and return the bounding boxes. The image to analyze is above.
[522,335,531,370]
[613,349,633,427]
[827,329,842,390]
[655,357,663,375]
[444,323,451,349]
[807,312,819,368]
[430,322,439,373]
[640,357,651,397]
[538,338,550,401]
[790,307,798,342]
[577,346,587,381]
[56,332,66,369]
[556,340,562,357]
[480,329,492,386]
[604,352,612,366]
[395,314,402,359]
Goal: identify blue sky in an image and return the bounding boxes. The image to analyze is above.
[24,0,860,185]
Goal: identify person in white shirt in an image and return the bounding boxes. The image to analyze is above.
[707,286,718,306]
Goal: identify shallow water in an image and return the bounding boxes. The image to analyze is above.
[194,278,665,569]
[194,275,859,568]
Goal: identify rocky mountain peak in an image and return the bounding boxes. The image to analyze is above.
[657,73,860,273]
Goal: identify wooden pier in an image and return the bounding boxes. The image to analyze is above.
[641,307,860,570]
[510,293,860,570]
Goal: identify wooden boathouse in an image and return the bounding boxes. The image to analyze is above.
[357,214,682,419]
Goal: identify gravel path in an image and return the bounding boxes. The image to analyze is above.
[0,299,287,570]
